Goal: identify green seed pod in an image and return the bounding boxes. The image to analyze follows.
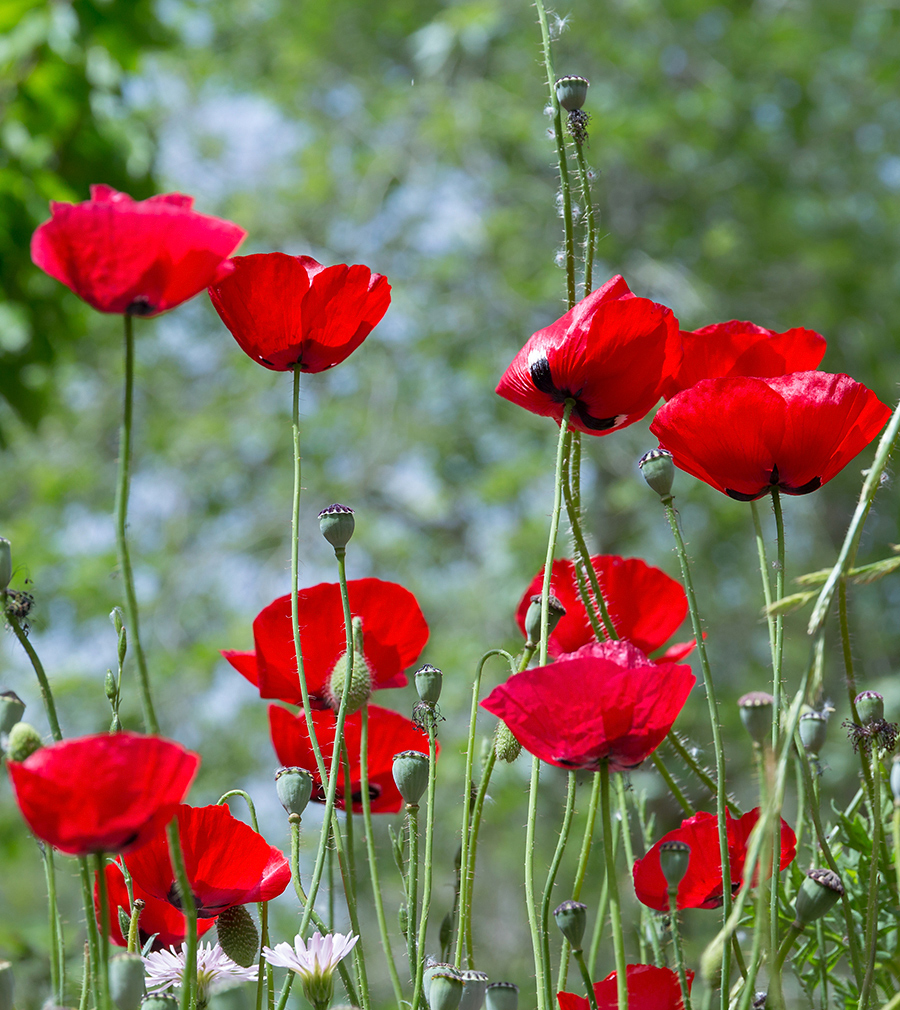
[424,963,459,1007]
[553,900,587,950]
[415,664,443,705]
[141,998,179,1010]
[0,691,26,737]
[393,750,429,805]
[118,907,132,941]
[799,712,828,757]
[638,449,675,498]
[327,649,372,715]
[485,982,519,1010]
[429,972,464,1010]
[523,593,566,648]
[493,720,522,763]
[659,840,691,890]
[105,671,118,702]
[318,504,355,551]
[855,691,884,725]
[793,868,844,926]
[738,691,774,744]
[216,904,259,967]
[6,722,42,762]
[275,767,314,817]
[555,76,589,112]
[398,903,409,937]
[109,953,145,1010]
[0,539,11,594]
[0,961,13,1010]
[460,970,489,1010]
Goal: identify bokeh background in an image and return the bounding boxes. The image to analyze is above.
[2,0,900,1005]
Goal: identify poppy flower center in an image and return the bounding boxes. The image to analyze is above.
[167,883,221,919]
[126,296,157,316]
[725,463,822,502]
[529,356,622,431]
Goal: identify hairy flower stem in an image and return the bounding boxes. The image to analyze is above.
[7,614,63,740]
[406,803,420,982]
[616,777,661,967]
[574,949,599,1010]
[769,490,785,969]
[667,732,742,816]
[539,773,578,1008]
[533,0,576,309]
[587,811,620,977]
[79,941,91,1010]
[650,752,692,815]
[166,820,198,1010]
[457,650,516,967]
[464,748,498,968]
[116,314,158,734]
[574,143,596,295]
[600,763,628,1010]
[94,854,112,1010]
[858,751,885,1010]
[411,714,439,1010]
[661,495,731,1002]
[40,843,65,1002]
[361,706,403,1002]
[668,888,692,1010]
[750,500,777,656]
[78,859,104,1010]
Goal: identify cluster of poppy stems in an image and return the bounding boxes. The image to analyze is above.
[0,136,892,1010]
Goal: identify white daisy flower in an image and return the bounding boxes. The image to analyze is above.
[263,932,359,1010]
[143,942,258,1004]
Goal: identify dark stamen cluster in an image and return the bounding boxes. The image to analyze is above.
[843,717,899,755]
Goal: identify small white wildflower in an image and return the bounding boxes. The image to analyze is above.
[143,942,258,1004]
[263,932,359,1010]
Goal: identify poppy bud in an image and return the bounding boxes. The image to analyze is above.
[109,953,145,1010]
[5,721,42,762]
[523,593,566,648]
[105,671,118,702]
[738,691,774,744]
[393,750,429,806]
[398,904,409,937]
[793,868,844,926]
[118,907,132,941]
[892,756,900,802]
[460,970,489,1010]
[485,982,519,1010]
[555,76,589,112]
[658,840,691,889]
[216,904,259,967]
[0,961,13,1010]
[493,720,522,763]
[318,504,355,552]
[415,664,443,705]
[0,539,11,593]
[141,999,179,1010]
[327,645,372,716]
[639,448,675,498]
[429,972,464,1010]
[799,712,828,757]
[855,691,884,724]
[0,691,25,737]
[553,900,587,950]
[275,767,314,818]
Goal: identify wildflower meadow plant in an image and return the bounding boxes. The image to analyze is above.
[5,3,900,1010]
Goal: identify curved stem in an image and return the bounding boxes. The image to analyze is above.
[600,764,627,1010]
[7,614,62,740]
[573,949,599,1010]
[115,313,158,734]
[463,748,497,969]
[540,772,578,1009]
[216,790,259,831]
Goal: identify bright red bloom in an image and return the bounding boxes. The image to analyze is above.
[224,578,428,708]
[7,733,199,856]
[118,804,290,918]
[650,371,891,501]
[632,808,797,911]
[558,964,693,1010]
[95,862,217,951]
[268,703,433,814]
[515,555,692,661]
[495,275,680,436]
[480,643,695,772]
[30,185,246,316]
[662,320,826,399]
[208,251,391,372]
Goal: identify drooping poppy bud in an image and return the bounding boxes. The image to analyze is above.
[392,751,429,806]
[6,722,42,762]
[276,767,314,818]
[799,712,828,757]
[318,505,355,552]
[523,594,566,649]
[793,869,844,926]
[109,953,145,1010]
[216,904,259,968]
[553,900,587,950]
[855,691,884,724]
[658,840,691,890]
[460,970,490,1010]
[738,692,774,744]
[0,691,26,737]
[639,449,675,498]
[485,982,518,1010]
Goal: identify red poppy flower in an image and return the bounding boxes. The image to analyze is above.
[118,804,290,918]
[558,964,692,1010]
[495,275,680,436]
[650,371,890,501]
[515,555,693,661]
[632,808,797,911]
[207,251,391,372]
[268,703,434,814]
[30,185,246,316]
[7,733,199,856]
[662,321,826,399]
[224,578,428,709]
[480,644,695,772]
[95,862,217,951]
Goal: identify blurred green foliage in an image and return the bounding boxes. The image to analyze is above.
[3,0,900,1006]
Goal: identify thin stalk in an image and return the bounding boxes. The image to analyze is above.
[41,843,64,1003]
[858,752,885,1010]
[126,899,144,954]
[525,756,548,1010]
[540,401,575,667]
[600,764,628,1010]
[562,470,616,639]
[7,614,62,740]
[772,922,802,977]
[166,820,198,1010]
[769,490,785,975]
[79,858,103,1010]
[463,748,498,969]
[115,313,158,734]
[217,790,259,830]
[361,706,403,1002]
[573,949,599,1010]
[411,715,440,1010]
[573,143,595,294]
[95,854,112,1010]
[406,803,420,982]
[616,777,661,967]
[539,772,578,1009]
[750,500,777,657]
[79,942,91,1010]
[667,732,742,816]
[661,494,731,1002]
[668,889,693,1010]
[650,752,692,815]
[587,806,620,977]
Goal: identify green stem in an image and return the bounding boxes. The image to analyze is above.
[216,790,259,830]
[667,732,742,816]
[41,843,64,1003]
[406,803,420,982]
[858,752,885,1010]
[526,756,548,1010]
[540,772,578,1009]
[769,490,785,975]
[772,922,802,977]
[616,778,661,967]
[750,500,777,657]
[463,748,497,969]
[78,941,91,1010]
[573,949,599,1010]
[79,858,103,1010]
[361,706,403,1002]
[95,854,111,1010]
[115,313,158,734]
[600,764,628,1010]
[7,614,62,740]
[166,819,198,1010]
[661,495,731,1003]
[667,889,693,1010]
[650,752,692,815]
[540,401,574,666]
[587,808,620,977]
[573,143,595,294]
[411,717,439,1010]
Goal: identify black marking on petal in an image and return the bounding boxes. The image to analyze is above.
[126,296,155,316]
[575,403,620,431]
[725,487,770,502]
[783,476,821,496]
[530,356,558,396]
